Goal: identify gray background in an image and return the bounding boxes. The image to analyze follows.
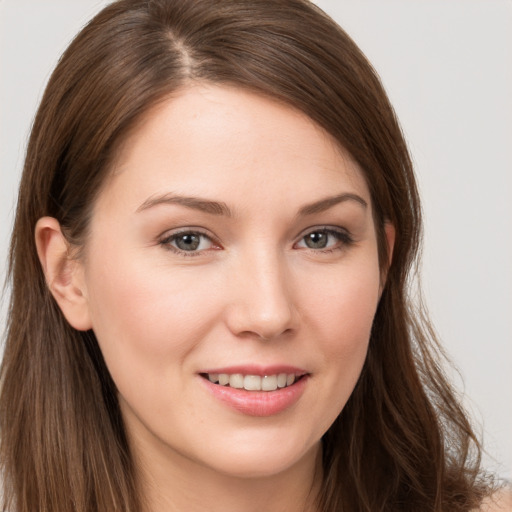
[1,0,511,480]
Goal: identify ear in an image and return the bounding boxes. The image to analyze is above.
[384,221,395,267]
[379,221,396,295]
[35,217,92,331]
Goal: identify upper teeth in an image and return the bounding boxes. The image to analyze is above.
[207,373,296,391]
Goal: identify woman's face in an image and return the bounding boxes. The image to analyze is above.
[77,85,389,479]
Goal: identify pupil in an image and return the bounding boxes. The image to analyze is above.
[306,232,327,249]
[177,234,200,251]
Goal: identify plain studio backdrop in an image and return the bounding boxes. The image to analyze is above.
[1,0,511,481]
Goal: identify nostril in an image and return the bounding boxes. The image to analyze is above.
[237,326,294,342]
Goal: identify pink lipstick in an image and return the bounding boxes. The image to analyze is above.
[199,365,309,417]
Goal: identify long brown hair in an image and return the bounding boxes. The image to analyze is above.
[1,0,491,510]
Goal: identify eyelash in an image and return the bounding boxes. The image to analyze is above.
[159,229,220,257]
[296,227,354,254]
[158,226,354,257]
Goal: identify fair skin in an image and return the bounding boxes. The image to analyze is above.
[36,84,394,512]
[477,490,512,512]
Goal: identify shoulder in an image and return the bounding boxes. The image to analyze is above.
[474,488,512,512]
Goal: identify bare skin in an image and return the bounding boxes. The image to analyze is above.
[477,488,512,512]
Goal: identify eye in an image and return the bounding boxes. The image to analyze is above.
[160,230,218,254]
[295,228,353,251]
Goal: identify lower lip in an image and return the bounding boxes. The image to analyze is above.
[200,375,309,417]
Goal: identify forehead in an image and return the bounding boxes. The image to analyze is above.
[97,84,371,216]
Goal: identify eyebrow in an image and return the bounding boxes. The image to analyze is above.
[136,193,232,216]
[136,191,367,217]
[297,193,368,216]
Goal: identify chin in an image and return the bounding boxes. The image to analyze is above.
[191,431,321,480]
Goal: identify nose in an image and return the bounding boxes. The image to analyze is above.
[224,250,297,341]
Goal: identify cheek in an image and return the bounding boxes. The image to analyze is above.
[306,258,381,348]
[83,250,221,382]
[302,258,380,414]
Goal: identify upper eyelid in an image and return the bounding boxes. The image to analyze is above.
[293,226,354,249]
[158,228,221,252]
[294,225,350,239]
[159,227,216,241]
[158,230,220,258]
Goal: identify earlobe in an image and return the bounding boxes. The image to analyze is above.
[35,217,92,331]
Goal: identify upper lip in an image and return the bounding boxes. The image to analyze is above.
[199,364,308,377]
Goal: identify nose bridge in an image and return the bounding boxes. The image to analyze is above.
[227,244,296,340]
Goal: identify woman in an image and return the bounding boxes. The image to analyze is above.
[0,0,508,510]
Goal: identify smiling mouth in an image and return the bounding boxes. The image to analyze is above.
[201,372,304,392]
